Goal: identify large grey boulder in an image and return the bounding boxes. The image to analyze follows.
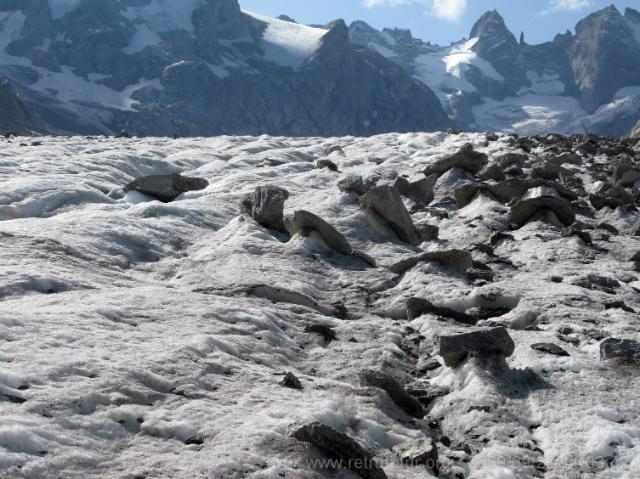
[284,210,352,255]
[393,174,438,204]
[291,422,387,479]
[600,338,640,365]
[241,185,290,232]
[359,369,425,418]
[390,250,472,275]
[423,144,488,177]
[509,187,575,228]
[338,175,375,196]
[362,186,421,245]
[439,327,515,368]
[124,173,208,202]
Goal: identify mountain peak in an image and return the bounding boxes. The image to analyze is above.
[470,10,509,39]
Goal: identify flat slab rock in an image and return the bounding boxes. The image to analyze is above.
[600,338,640,365]
[362,185,421,245]
[284,209,352,255]
[439,327,515,368]
[423,143,488,177]
[531,343,570,356]
[124,173,208,203]
[390,249,472,276]
[509,186,575,228]
[291,422,387,479]
[359,369,424,418]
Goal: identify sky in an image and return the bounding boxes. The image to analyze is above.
[240,1,639,45]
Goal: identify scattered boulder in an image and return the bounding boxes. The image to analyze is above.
[509,186,575,228]
[479,163,505,181]
[393,438,439,475]
[405,383,449,409]
[317,159,339,172]
[304,324,337,342]
[280,372,303,390]
[589,184,635,211]
[124,173,208,203]
[291,422,387,479]
[284,210,352,255]
[338,175,374,196]
[241,185,290,232]
[406,297,477,325]
[362,186,421,245]
[612,161,640,187]
[530,343,569,356]
[359,369,424,418]
[600,338,640,365]
[423,144,488,177]
[416,223,439,241]
[393,174,438,204]
[439,327,515,368]
[390,250,472,275]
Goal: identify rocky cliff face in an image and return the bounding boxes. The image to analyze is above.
[350,6,640,137]
[0,75,42,134]
[0,0,451,136]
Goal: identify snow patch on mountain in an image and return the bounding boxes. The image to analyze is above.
[122,0,205,34]
[246,12,327,69]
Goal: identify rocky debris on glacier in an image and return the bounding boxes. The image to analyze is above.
[361,185,421,245]
[358,369,425,418]
[438,327,516,367]
[393,438,439,474]
[291,423,387,479]
[284,210,353,255]
[600,338,640,365]
[241,184,290,232]
[1,130,640,479]
[423,143,488,177]
[123,173,209,202]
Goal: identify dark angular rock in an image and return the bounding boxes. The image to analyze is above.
[291,422,387,479]
[317,159,339,171]
[338,175,374,196]
[393,174,438,204]
[124,173,208,203]
[362,186,420,245]
[509,186,575,228]
[304,324,337,342]
[600,338,640,365]
[439,327,515,368]
[359,369,425,418]
[530,343,570,356]
[284,210,352,255]
[390,250,472,275]
[280,372,303,390]
[241,185,290,232]
[423,144,488,177]
[406,297,477,325]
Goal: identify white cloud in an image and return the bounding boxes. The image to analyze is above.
[540,0,592,15]
[362,0,468,23]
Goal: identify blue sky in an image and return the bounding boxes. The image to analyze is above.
[240,1,639,45]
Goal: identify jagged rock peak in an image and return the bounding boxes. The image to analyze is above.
[470,10,515,42]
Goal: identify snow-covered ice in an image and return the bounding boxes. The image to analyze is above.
[0,133,639,478]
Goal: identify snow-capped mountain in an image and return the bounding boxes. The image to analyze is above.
[0,1,639,136]
[350,6,640,137]
[0,0,450,136]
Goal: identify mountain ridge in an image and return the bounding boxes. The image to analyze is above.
[0,1,638,136]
